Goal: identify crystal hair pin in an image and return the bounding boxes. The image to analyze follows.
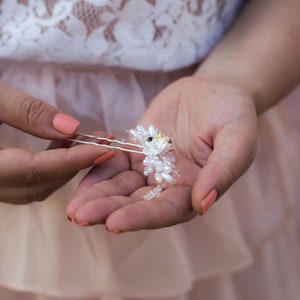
[69,125,179,200]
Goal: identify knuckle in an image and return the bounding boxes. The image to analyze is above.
[22,167,43,186]
[18,96,52,128]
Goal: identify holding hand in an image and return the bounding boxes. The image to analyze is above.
[0,81,114,204]
[67,76,257,232]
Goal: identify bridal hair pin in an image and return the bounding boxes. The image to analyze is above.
[128,125,180,200]
[69,125,179,200]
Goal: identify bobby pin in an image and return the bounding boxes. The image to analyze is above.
[69,125,179,200]
[68,132,145,154]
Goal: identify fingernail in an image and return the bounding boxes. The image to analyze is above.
[53,113,80,135]
[201,190,217,215]
[102,134,115,145]
[93,151,116,165]
[73,216,92,227]
[105,225,122,234]
[77,221,92,227]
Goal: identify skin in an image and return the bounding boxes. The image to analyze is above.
[0,82,114,204]
[67,78,256,231]
[67,0,300,233]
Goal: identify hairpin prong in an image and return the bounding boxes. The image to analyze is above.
[68,132,145,154]
[68,125,179,200]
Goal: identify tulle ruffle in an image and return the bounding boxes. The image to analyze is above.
[0,63,299,299]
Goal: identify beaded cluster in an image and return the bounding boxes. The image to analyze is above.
[128,125,179,200]
[69,125,179,200]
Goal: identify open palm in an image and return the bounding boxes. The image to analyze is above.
[67,77,257,233]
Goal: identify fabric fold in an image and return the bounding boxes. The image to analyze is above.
[0,63,299,299]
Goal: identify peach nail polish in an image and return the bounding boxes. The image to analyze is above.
[93,151,116,165]
[201,190,217,215]
[53,113,80,135]
[101,134,115,145]
[105,225,122,234]
[77,221,92,227]
[73,216,92,227]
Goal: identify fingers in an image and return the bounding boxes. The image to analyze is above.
[68,182,195,232]
[0,81,79,139]
[105,187,196,232]
[32,145,115,181]
[0,145,114,185]
[0,138,115,204]
[191,121,257,214]
[74,151,131,195]
[67,170,146,222]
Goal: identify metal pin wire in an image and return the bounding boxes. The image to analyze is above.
[68,132,145,154]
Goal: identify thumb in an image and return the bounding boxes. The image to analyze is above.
[191,123,257,215]
[0,81,79,139]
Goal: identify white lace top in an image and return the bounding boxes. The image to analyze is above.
[0,0,243,71]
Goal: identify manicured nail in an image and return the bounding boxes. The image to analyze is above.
[105,225,122,234]
[201,190,217,215]
[93,151,116,165]
[102,134,115,145]
[53,113,80,135]
[77,221,92,227]
[72,216,93,227]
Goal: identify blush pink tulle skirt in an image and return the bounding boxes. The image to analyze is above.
[0,62,299,300]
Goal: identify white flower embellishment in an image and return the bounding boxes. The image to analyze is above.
[128,125,179,200]
[69,125,179,200]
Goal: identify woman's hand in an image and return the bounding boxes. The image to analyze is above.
[0,81,114,204]
[67,76,257,232]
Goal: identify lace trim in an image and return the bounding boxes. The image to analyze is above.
[0,0,243,71]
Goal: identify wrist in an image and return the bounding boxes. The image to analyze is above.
[193,69,260,113]
[194,63,276,115]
